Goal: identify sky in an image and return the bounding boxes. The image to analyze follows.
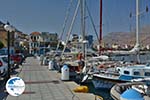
[0,0,150,40]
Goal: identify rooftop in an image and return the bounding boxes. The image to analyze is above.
[31,32,41,35]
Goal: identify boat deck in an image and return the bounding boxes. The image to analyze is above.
[111,82,150,100]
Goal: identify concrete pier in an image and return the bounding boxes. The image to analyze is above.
[6,57,95,100]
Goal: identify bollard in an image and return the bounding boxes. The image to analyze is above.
[61,65,69,81]
[48,61,54,70]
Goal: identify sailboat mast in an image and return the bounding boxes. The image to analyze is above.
[99,0,103,55]
[80,0,86,59]
[136,0,140,63]
[136,0,139,45]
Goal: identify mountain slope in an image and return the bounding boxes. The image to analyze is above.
[103,26,150,46]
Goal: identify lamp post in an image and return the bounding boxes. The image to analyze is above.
[4,22,15,80]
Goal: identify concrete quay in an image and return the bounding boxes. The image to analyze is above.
[6,57,95,100]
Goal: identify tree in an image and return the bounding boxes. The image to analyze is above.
[0,41,4,49]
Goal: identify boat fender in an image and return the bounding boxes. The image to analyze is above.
[73,86,88,93]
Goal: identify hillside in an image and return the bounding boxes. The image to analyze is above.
[102,26,150,46]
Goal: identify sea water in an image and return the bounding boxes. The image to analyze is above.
[87,82,113,100]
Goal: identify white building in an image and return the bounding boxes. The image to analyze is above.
[29,32,41,55]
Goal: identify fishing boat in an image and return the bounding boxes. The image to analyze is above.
[92,63,150,89]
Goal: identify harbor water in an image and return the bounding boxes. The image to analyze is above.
[86,82,113,100]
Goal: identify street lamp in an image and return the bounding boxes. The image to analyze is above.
[4,22,15,80]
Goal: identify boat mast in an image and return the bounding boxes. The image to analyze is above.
[99,0,103,55]
[136,0,139,46]
[80,0,86,59]
[136,0,140,63]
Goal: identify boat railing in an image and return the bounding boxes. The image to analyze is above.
[92,71,120,79]
[98,69,120,76]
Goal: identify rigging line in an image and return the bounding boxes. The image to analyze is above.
[85,2,100,43]
[61,0,80,56]
[55,0,73,52]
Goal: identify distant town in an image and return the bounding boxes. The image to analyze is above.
[0,21,150,56]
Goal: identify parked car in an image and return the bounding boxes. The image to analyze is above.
[11,53,25,66]
[0,55,8,80]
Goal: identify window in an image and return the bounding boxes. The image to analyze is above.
[34,43,36,47]
[124,71,130,75]
[133,71,140,76]
[31,36,33,39]
[37,43,39,47]
[145,72,150,76]
[30,43,33,47]
[34,36,36,41]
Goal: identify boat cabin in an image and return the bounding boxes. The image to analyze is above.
[117,65,150,81]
